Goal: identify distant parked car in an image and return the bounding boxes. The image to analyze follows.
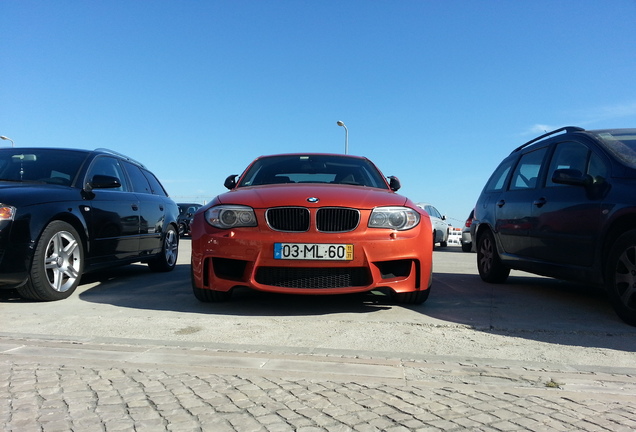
[461,209,474,252]
[177,203,202,236]
[417,203,450,248]
[0,147,179,301]
[190,153,433,304]
[472,126,636,325]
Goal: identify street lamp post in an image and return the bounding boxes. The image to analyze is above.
[336,121,348,154]
[0,136,14,147]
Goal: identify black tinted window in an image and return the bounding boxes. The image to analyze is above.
[142,169,168,196]
[122,161,151,194]
[0,149,87,185]
[86,156,127,191]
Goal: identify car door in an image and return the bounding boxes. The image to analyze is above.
[495,146,548,257]
[528,140,607,266]
[121,161,166,253]
[84,156,140,262]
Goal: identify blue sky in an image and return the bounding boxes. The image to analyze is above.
[2,1,635,225]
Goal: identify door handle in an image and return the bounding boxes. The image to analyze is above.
[131,204,139,211]
[496,200,505,208]
[533,197,547,208]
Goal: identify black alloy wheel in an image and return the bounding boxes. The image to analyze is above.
[606,230,636,326]
[476,229,510,283]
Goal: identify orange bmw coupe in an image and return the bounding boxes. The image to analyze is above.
[190,153,433,304]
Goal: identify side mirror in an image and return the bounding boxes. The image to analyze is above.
[85,174,122,192]
[388,176,401,191]
[224,174,238,190]
[552,169,591,187]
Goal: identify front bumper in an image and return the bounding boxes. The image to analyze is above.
[191,223,432,296]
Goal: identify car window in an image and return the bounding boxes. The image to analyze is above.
[546,141,587,187]
[594,130,636,169]
[238,155,388,188]
[122,161,152,194]
[0,149,86,184]
[546,141,609,187]
[427,206,441,219]
[142,168,168,196]
[509,147,547,190]
[484,159,513,192]
[86,156,127,191]
[588,152,609,183]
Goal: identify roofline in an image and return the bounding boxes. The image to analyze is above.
[512,126,585,153]
[253,153,368,160]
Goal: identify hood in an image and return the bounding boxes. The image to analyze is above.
[0,181,80,207]
[216,184,410,209]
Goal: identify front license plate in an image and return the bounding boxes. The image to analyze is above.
[274,243,354,260]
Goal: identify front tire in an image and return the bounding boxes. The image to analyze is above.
[18,221,84,301]
[605,230,636,326]
[477,229,510,283]
[148,225,179,272]
[394,288,430,304]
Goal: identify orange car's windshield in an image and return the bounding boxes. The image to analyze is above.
[238,155,388,188]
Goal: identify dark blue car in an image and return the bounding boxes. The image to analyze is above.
[472,127,636,325]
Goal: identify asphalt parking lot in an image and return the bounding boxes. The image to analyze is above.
[2,241,636,431]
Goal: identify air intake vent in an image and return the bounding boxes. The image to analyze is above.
[255,267,370,288]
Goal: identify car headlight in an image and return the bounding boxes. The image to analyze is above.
[0,204,16,221]
[368,206,420,231]
[205,205,257,229]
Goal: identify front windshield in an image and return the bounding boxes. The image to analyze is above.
[594,130,636,169]
[0,148,88,185]
[238,154,389,188]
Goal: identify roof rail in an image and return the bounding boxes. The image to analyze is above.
[512,126,585,153]
[94,148,146,168]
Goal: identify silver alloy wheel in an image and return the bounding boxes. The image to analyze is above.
[613,245,636,310]
[478,234,494,274]
[44,230,82,293]
[164,229,179,267]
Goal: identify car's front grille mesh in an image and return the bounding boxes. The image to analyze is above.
[266,207,360,233]
[266,207,310,232]
[317,208,359,232]
[255,267,370,288]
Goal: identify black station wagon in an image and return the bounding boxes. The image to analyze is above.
[472,127,636,325]
[0,147,179,301]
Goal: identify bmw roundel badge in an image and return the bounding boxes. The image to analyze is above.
[307,197,319,203]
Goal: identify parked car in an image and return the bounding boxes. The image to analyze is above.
[461,209,474,252]
[416,203,450,248]
[0,147,179,301]
[177,203,202,236]
[471,126,636,325]
[190,153,433,304]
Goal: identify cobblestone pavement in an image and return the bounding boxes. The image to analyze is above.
[2,335,636,431]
